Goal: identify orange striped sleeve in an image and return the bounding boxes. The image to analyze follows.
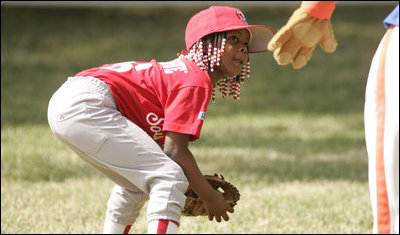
[301,1,337,19]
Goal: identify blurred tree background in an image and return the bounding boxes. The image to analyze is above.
[1,2,396,127]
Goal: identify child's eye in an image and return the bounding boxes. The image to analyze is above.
[228,36,249,47]
[229,36,239,43]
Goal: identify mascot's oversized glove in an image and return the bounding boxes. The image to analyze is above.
[267,6,337,69]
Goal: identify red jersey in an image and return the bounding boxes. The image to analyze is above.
[75,58,212,144]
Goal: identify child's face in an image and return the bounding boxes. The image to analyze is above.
[218,29,250,77]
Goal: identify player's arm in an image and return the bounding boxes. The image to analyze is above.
[163,131,234,222]
[267,1,337,69]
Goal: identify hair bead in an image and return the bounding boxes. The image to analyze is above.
[207,43,212,61]
[220,38,226,56]
[246,61,251,78]
[179,32,251,101]
[211,86,216,102]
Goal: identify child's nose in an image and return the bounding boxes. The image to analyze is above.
[239,43,248,54]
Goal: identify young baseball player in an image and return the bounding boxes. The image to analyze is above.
[47,6,274,234]
[268,2,399,234]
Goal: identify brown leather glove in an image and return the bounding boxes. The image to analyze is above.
[268,7,337,69]
[182,174,240,217]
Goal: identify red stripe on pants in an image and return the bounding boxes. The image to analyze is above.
[157,220,169,234]
[123,225,132,234]
[156,220,179,234]
[375,25,393,234]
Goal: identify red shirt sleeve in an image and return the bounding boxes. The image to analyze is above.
[301,1,337,19]
[163,86,211,141]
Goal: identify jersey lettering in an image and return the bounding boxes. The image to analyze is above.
[159,59,188,74]
[135,63,153,71]
[146,112,164,140]
[101,62,134,73]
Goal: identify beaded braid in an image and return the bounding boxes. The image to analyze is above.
[179,32,251,101]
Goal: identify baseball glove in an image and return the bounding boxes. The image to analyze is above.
[267,6,337,69]
[182,174,240,216]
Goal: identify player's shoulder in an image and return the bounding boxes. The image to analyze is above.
[157,57,211,88]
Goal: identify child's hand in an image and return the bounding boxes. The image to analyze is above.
[267,7,337,69]
[202,190,234,222]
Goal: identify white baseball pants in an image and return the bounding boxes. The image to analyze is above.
[47,76,188,227]
[364,25,399,234]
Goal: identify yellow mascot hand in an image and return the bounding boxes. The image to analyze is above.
[268,6,337,69]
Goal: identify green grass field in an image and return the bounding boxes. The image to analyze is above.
[1,3,396,234]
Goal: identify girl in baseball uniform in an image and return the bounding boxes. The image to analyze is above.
[47,6,274,234]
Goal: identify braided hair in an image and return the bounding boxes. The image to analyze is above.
[179,32,251,101]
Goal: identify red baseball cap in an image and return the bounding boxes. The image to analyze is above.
[185,6,275,53]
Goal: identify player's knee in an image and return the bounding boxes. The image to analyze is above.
[106,185,147,225]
